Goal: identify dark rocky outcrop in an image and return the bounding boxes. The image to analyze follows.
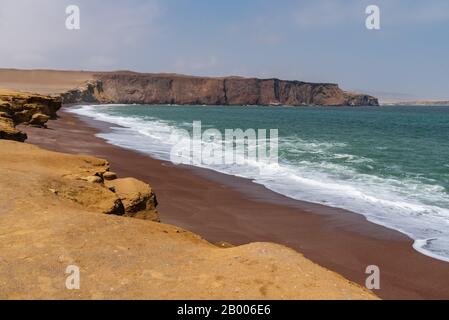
[61,80,106,104]
[29,113,51,127]
[0,90,62,142]
[0,115,27,142]
[61,72,379,106]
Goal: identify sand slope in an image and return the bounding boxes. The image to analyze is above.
[0,69,94,95]
[0,140,376,299]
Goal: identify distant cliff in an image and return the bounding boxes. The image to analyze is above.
[62,72,379,106]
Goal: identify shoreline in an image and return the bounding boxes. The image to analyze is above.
[20,107,449,300]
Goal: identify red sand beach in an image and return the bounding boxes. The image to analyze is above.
[20,108,449,300]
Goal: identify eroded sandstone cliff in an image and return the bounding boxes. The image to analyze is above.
[0,89,61,142]
[61,72,379,106]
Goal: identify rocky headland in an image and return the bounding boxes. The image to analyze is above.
[0,69,378,106]
[62,72,379,106]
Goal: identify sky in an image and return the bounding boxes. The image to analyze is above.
[0,0,448,100]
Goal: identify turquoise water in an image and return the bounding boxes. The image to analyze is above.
[70,104,449,262]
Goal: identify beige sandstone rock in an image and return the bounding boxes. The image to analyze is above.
[54,177,125,216]
[106,177,159,222]
[85,175,103,184]
[103,171,117,180]
[0,89,61,142]
[29,113,50,127]
[0,116,27,142]
[49,160,159,221]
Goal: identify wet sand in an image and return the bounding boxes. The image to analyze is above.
[21,108,449,300]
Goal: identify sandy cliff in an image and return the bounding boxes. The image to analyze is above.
[0,89,62,141]
[0,140,376,299]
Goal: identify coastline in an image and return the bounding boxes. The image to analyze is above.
[20,107,449,300]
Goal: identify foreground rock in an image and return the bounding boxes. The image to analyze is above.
[106,177,159,222]
[0,89,61,141]
[29,113,51,127]
[0,140,377,299]
[39,150,160,222]
[0,115,27,141]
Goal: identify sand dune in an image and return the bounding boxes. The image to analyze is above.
[0,69,94,95]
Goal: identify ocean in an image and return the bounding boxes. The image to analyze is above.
[69,104,449,262]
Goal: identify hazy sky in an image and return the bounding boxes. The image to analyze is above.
[1,0,448,99]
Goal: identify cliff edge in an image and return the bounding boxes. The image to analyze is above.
[0,89,61,142]
[62,72,379,106]
[0,69,378,106]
